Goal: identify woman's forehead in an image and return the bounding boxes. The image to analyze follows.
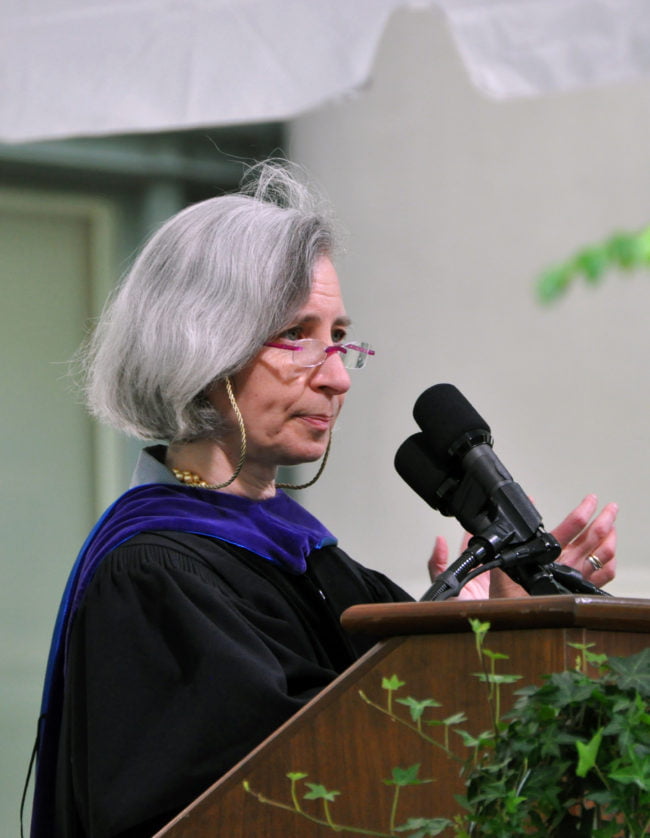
[299,256,348,318]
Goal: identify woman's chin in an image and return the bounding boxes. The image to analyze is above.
[279,443,328,467]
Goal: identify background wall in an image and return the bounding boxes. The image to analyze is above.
[0,190,118,829]
[290,6,650,598]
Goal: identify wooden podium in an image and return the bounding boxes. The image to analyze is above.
[155,596,650,837]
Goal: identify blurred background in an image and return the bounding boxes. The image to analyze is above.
[3,2,650,833]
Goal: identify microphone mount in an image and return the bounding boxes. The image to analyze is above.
[422,529,609,601]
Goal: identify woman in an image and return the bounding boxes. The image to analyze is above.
[32,162,616,838]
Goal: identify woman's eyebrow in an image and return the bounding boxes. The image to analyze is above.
[297,314,352,328]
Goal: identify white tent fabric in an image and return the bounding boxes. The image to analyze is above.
[441,0,650,99]
[1,0,649,143]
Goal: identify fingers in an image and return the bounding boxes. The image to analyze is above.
[563,502,618,556]
[488,568,527,599]
[427,536,449,582]
[551,494,599,547]
[560,516,617,585]
[585,526,617,587]
[556,499,618,587]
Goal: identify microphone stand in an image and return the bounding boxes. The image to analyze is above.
[422,530,610,602]
[411,456,610,601]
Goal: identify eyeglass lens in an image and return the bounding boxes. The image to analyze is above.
[265,339,374,369]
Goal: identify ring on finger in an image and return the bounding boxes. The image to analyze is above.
[587,554,603,571]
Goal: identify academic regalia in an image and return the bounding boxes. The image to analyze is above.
[33,448,411,838]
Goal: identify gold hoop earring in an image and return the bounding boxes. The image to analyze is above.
[171,376,247,491]
[276,432,332,491]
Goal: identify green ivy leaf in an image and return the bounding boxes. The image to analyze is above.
[537,264,573,303]
[394,816,452,836]
[382,674,406,692]
[567,641,609,670]
[574,246,608,282]
[605,232,641,269]
[473,672,522,685]
[442,711,468,726]
[607,764,650,791]
[455,728,495,749]
[591,821,624,838]
[303,783,340,802]
[636,227,650,263]
[575,728,604,777]
[502,789,527,814]
[396,696,442,722]
[454,730,481,748]
[544,670,597,706]
[481,649,509,662]
[384,764,432,787]
[607,648,650,694]
[469,618,491,642]
[287,771,308,781]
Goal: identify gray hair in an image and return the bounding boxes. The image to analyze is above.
[82,161,336,441]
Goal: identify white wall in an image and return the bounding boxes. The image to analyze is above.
[0,189,120,834]
[290,6,650,599]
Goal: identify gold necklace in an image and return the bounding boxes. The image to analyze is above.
[171,433,332,492]
[170,468,213,488]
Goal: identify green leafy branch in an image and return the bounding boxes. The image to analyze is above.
[243,766,451,837]
[383,764,434,834]
[536,226,650,303]
[468,617,522,726]
[358,675,462,757]
[243,620,519,838]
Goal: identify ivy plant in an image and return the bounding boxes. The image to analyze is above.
[244,622,650,837]
[459,643,650,837]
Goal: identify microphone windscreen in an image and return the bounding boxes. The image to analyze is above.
[394,433,451,512]
[413,383,490,467]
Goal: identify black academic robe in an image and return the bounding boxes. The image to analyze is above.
[55,531,411,838]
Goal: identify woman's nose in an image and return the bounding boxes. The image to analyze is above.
[310,351,351,395]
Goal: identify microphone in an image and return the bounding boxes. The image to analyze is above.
[396,383,609,599]
[394,433,492,535]
[412,383,551,552]
[413,383,493,472]
[402,383,580,598]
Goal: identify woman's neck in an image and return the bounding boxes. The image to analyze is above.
[165,439,277,500]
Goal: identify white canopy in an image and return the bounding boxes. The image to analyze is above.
[1,0,649,143]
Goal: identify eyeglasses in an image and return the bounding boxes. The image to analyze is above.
[264,339,376,370]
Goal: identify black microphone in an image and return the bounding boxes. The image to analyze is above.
[410,383,572,597]
[396,383,608,599]
[394,433,492,535]
[413,383,549,551]
[413,383,493,471]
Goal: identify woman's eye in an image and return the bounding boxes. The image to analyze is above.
[332,328,348,344]
[280,326,303,341]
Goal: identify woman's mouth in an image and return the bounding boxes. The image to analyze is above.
[297,414,333,431]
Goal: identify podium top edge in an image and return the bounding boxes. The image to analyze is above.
[341,595,650,637]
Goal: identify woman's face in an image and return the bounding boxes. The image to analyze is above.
[210,255,352,473]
